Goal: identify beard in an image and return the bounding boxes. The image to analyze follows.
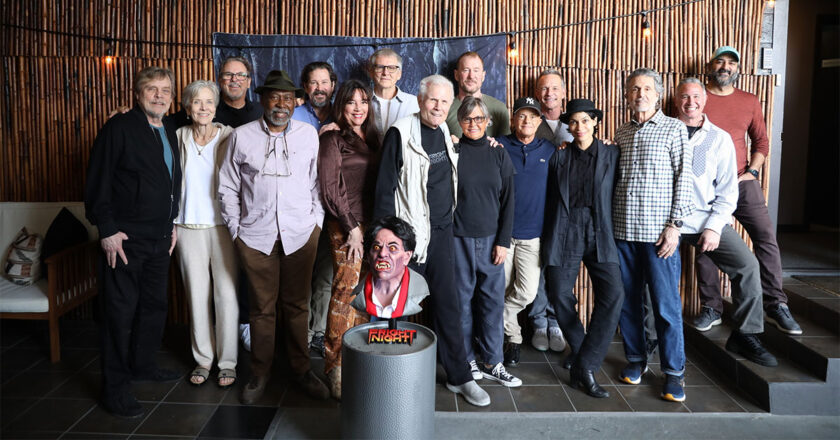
[309,91,330,108]
[710,68,739,87]
[266,108,291,126]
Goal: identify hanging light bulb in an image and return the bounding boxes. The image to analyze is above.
[641,12,651,39]
[104,39,114,65]
[508,40,518,59]
[766,0,775,7]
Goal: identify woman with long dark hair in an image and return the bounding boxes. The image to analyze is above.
[318,79,381,399]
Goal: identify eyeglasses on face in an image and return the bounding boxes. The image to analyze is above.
[373,64,400,73]
[460,116,487,125]
[220,72,250,81]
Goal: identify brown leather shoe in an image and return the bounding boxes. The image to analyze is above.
[240,375,269,405]
[297,369,329,400]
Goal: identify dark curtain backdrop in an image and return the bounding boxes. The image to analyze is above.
[211,33,507,103]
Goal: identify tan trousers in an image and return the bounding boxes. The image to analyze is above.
[324,220,369,374]
[235,227,320,377]
[176,226,239,370]
[502,237,542,344]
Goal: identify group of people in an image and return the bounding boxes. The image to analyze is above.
[84,43,802,418]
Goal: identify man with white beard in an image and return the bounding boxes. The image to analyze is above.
[218,70,329,404]
[612,68,693,403]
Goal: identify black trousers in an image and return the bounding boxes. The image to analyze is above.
[98,237,171,397]
[410,223,473,386]
[544,208,624,372]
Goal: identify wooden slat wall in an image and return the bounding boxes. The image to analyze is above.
[0,0,773,325]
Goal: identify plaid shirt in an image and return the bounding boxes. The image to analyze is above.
[612,110,693,243]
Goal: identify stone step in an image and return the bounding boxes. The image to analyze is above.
[718,298,840,383]
[782,277,840,335]
[684,321,840,415]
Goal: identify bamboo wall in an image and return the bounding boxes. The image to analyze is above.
[0,0,774,325]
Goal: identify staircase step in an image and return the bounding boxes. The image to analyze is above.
[684,321,840,415]
[782,278,840,335]
[718,299,840,383]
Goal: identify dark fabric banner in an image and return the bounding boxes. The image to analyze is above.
[211,33,507,104]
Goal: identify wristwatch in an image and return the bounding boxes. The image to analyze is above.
[747,168,760,178]
[666,219,683,229]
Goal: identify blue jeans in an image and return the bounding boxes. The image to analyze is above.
[454,235,506,366]
[616,240,685,377]
[528,269,560,330]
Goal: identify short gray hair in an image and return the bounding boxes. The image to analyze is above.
[418,74,454,101]
[625,68,664,97]
[677,77,706,94]
[369,48,403,69]
[457,96,490,123]
[181,80,220,109]
[134,66,175,97]
[537,69,566,90]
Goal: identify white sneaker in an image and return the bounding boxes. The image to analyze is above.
[549,327,566,352]
[480,362,522,387]
[239,323,251,352]
[531,327,549,351]
[468,359,482,381]
[446,380,491,407]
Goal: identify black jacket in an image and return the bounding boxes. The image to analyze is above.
[542,138,619,265]
[85,106,181,240]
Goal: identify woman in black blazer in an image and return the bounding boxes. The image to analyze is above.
[542,99,624,398]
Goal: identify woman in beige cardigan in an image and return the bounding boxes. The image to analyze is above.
[174,80,239,388]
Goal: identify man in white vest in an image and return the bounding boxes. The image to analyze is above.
[373,74,490,407]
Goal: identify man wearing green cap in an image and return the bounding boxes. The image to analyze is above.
[693,46,803,336]
[218,69,330,404]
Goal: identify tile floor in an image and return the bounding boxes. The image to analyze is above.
[0,320,765,439]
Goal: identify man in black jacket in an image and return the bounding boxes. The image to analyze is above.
[85,66,182,419]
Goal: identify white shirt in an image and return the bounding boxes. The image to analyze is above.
[680,116,738,235]
[177,131,223,226]
[371,282,404,319]
[545,118,573,144]
[371,87,420,142]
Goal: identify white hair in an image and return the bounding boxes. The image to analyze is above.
[418,74,454,101]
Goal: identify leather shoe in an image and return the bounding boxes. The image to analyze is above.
[561,352,577,370]
[570,368,610,398]
[102,391,144,419]
[241,375,270,405]
[131,368,182,384]
[297,369,330,400]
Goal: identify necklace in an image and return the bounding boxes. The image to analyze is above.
[192,126,217,155]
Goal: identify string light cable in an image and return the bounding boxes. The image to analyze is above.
[0,0,704,51]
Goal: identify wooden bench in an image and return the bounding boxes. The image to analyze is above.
[0,202,98,362]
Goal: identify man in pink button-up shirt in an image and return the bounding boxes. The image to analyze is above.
[218,70,328,404]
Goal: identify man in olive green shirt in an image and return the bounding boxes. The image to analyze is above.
[446,51,511,138]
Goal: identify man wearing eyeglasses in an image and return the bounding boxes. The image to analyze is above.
[218,70,329,404]
[445,51,510,138]
[367,48,420,142]
[166,56,263,129]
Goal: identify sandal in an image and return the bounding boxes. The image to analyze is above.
[190,366,210,386]
[218,368,237,388]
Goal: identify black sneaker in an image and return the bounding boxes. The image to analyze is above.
[503,342,520,367]
[692,306,722,331]
[765,304,803,335]
[102,392,144,419]
[310,332,326,357]
[480,362,522,387]
[725,331,778,367]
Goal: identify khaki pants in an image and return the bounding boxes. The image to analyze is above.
[235,227,319,377]
[176,226,239,370]
[502,237,541,344]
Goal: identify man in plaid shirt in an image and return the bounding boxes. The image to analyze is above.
[613,68,693,403]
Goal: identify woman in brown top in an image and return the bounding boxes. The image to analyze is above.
[318,79,381,400]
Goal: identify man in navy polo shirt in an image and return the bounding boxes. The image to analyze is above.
[498,97,558,366]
